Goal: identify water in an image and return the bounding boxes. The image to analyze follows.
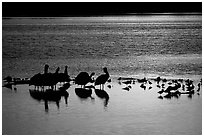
[2,15,202,135]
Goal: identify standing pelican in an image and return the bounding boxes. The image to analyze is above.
[75,72,95,88]
[57,66,70,84]
[95,67,109,90]
[41,65,59,90]
[29,64,49,90]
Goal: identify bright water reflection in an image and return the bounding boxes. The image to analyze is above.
[2,77,202,134]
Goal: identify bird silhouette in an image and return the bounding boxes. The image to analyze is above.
[122,86,130,91]
[3,76,12,83]
[75,72,95,88]
[30,64,59,91]
[122,80,132,85]
[57,66,70,84]
[41,65,59,90]
[29,73,42,90]
[95,67,110,90]
[158,89,164,94]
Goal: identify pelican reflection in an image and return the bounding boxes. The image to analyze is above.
[29,87,69,112]
[94,89,109,107]
[75,88,94,100]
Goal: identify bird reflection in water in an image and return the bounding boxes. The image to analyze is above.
[29,83,70,112]
[75,87,94,100]
[94,89,109,108]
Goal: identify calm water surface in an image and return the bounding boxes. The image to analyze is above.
[2,15,202,134]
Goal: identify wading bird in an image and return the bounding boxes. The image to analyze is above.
[95,67,110,90]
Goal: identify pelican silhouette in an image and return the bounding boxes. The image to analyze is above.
[57,66,70,84]
[29,64,49,90]
[30,64,59,91]
[29,73,42,90]
[75,72,95,88]
[95,67,110,90]
[41,65,60,90]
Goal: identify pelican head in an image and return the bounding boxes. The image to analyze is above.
[90,72,95,77]
[103,67,108,74]
[44,64,49,73]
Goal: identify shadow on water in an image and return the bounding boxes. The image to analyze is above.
[75,88,94,100]
[29,87,69,112]
[94,89,109,107]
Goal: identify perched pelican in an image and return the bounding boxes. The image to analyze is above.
[29,64,49,90]
[57,66,70,84]
[95,67,110,90]
[41,65,59,90]
[30,64,59,91]
[29,73,42,90]
[75,72,95,88]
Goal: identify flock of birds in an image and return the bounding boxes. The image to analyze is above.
[3,64,110,91]
[118,76,202,99]
[3,64,202,101]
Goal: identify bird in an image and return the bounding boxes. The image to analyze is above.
[140,83,146,90]
[137,77,147,83]
[122,86,130,91]
[122,80,132,85]
[29,73,42,90]
[41,65,59,90]
[158,89,164,94]
[148,80,152,85]
[107,85,112,89]
[30,64,59,91]
[57,66,70,84]
[75,72,95,88]
[158,95,163,100]
[29,64,49,90]
[95,67,110,90]
[197,83,201,92]
[3,76,13,83]
[155,76,161,84]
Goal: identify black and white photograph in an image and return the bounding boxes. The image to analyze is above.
[2,1,202,135]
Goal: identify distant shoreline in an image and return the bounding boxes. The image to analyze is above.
[2,12,202,19]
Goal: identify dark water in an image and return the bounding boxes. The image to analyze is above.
[2,16,202,134]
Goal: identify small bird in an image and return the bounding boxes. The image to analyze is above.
[140,83,146,90]
[122,86,130,91]
[137,77,147,83]
[158,89,164,94]
[122,80,132,85]
[158,96,163,100]
[3,76,12,83]
[95,67,110,90]
[107,85,112,89]
[197,83,201,92]
[148,80,152,85]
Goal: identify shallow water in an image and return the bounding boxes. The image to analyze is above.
[2,15,202,134]
[2,79,202,135]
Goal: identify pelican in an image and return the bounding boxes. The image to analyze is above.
[29,64,49,90]
[30,64,59,91]
[95,67,109,90]
[41,65,59,90]
[57,66,70,84]
[75,72,95,88]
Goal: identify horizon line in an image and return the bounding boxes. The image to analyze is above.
[2,12,202,18]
